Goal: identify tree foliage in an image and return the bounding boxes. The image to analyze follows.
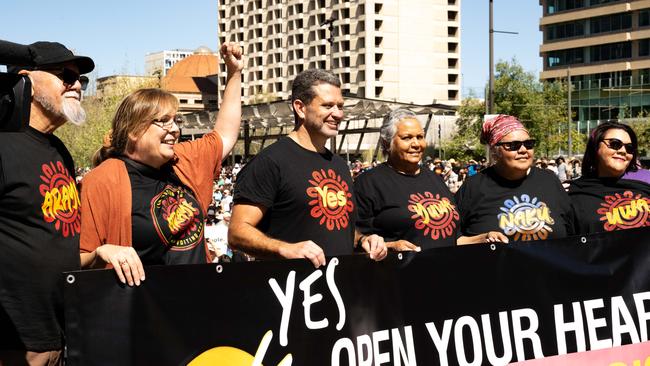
[55,77,159,168]
[446,59,586,161]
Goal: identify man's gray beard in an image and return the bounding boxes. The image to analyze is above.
[34,93,86,126]
[62,98,86,126]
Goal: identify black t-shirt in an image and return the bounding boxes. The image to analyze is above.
[123,158,207,265]
[234,137,355,256]
[569,177,650,234]
[455,166,574,241]
[354,163,459,250]
[0,127,80,351]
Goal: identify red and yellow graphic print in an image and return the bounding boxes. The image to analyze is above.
[597,190,650,231]
[39,161,80,237]
[306,169,354,230]
[407,192,459,239]
[151,186,204,251]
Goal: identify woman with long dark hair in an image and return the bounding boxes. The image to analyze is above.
[569,121,650,234]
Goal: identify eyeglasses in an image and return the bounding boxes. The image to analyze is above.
[152,114,184,131]
[495,139,536,151]
[601,138,635,154]
[38,67,89,91]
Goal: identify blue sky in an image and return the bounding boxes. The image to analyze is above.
[1,0,542,99]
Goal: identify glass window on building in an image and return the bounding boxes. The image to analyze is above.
[640,39,650,57]
[590,42,631,62]
[590,13,631,34]
[546,20,585,41]
[547,47,584,67]
[640,10,650,27]
[546,0,585,15]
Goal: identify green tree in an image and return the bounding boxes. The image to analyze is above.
[55,77,159,168]
[446,59,586,161]
[443,97,485,161]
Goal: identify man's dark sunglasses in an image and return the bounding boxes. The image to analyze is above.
[601,138,635,154]
[38,67,89,91]
[495,139,536,151]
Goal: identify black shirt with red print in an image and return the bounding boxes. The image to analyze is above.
[122,158,208,265]
[233,137,355,256]
[569,176,650,234]
[0,127,80,351]
[354,163,460,250]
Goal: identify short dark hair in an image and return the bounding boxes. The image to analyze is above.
[582,120,638,178]
[291,69,341,122]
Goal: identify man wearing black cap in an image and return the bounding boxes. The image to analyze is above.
[0,41,93,365]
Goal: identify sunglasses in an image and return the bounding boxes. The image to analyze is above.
[601,138,635,154]
[495,139,536,151]
[38,67,89,90]
[152,114,184,131]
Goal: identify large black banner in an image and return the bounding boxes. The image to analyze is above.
[65,227,650,365]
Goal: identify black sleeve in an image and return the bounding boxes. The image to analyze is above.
[353,173,378,235]
[454,177,472,236]
[555,176,576,237]
[0,154,4,195]
[233,155,280,208]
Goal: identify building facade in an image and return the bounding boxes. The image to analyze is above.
[161,47,220,113]
[145,49,196,77]
[540,0,650,132]
[95,75,159,98]
[216,0,461,107]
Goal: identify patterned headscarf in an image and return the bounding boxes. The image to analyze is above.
[480,114,528,146]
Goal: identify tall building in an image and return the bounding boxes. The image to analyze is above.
[540,0,650,131]
[145,49,196,77]
[217,0,461,106]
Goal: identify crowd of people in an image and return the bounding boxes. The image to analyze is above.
[1,39,649,366]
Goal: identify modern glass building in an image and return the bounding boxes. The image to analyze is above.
[540,0,650,132]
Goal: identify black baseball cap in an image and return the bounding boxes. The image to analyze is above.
[7,41,94,74]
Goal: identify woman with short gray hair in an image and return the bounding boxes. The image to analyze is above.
[354,108,461,251]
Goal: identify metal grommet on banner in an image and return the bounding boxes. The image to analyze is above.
[580,237,587,244]
[398,253,403,260]
[66,274,75,284]
[490,244,496,251]
[215,265,223,273]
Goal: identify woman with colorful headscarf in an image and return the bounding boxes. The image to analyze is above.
[568,121,650,234]
[455,115,574,243]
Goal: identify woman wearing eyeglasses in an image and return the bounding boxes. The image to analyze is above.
[568,121,650,234]
[455,115,574,244]
[78,42,243,286]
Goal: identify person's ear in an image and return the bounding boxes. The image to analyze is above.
[293,99,307,120]
[18,70,34,96]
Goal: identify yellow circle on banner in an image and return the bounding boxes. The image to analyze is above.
[187,346,258,366]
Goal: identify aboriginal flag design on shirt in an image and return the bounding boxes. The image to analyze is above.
[569,177,650,234]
